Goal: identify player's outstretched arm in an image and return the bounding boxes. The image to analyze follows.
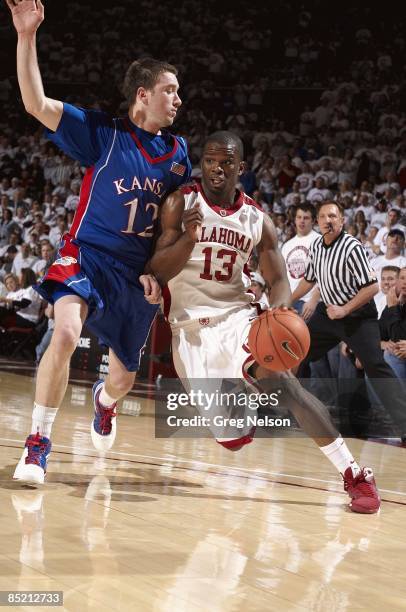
[6,0,63,131]
[257,215,292,308]
[148,190,203,285]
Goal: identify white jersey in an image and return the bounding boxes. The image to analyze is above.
[165,181,264,327]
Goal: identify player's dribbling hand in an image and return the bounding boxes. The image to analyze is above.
[6,0,44,35]
[268,304,294,312]
[139,274,161,305]
[183,203,203,243]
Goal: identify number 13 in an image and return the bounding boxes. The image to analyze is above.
[200,247,237,281]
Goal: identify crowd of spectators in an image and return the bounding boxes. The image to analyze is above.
[0,2,405,387]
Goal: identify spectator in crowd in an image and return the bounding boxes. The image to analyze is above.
[379,267,406,378]
[31,243,54,279]
[0,269,43,329]
[373,209,406,254]
[0,208,20,245]
[371,229,406,277]
[281,203,319,318]
[11,242,38,276]
[374,265,400,318]
[249,271,269,309]
[48,215,67,247]
[307,177,332,204]
[35,303,54,364]
[0,245,18,279]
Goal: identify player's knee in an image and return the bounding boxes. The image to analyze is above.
[51,324,81,355]
[108,372,135,396]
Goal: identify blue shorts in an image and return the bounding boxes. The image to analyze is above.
[35,234,159,371]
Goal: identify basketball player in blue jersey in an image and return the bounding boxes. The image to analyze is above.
[7,0,191,484]
[148,132,380,514]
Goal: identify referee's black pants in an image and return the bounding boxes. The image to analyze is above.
[297,302,406,434]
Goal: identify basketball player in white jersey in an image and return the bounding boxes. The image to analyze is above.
[149,132,380,514]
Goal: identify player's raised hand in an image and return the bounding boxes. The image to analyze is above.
[139,274,161,305]
[6,0,44,35]
[183,203,203,243]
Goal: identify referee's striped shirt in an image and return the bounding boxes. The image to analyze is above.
[304,231,378,306]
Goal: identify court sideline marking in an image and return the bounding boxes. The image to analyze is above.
[1,436,405,499]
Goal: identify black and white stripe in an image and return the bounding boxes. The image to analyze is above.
[305,232,377,306]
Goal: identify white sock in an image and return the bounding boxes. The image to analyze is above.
[320,437,361,477]
[99,385,117,408]
[31,403,58,439]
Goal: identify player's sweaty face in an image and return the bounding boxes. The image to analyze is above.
[149,72,181,126]
[201,144,241,195]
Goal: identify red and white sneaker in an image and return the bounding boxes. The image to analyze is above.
[91,380,117,451]
[343,467,381,514]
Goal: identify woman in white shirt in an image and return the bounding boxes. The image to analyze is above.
[0,269,43,328]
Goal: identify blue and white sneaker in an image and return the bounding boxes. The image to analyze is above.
[91,380,117,451]
[13,433,52,484]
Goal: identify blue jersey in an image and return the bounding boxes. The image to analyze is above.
[46,103,191,272]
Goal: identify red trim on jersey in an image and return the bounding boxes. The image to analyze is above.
[162,285,172,319]
[70,166,95,238]
[244,193,263,211]
[180,183,198,195]
[123,118,178,164]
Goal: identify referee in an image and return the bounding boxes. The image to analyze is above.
[292,200,406,437]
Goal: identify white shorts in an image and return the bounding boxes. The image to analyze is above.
[171,306,258,381]
[171,306,260,445]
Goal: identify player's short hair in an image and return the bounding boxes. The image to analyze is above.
[316,200,344,217]
[204,131,244,159]
[381,265,400,275]
[293,203,316,221]
[122,58,178,106]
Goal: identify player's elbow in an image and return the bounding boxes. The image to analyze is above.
[23,103,40,117]
[23,96,46,118]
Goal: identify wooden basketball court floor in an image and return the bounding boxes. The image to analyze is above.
[0,367,406,611]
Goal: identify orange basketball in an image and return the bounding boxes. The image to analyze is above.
[248,309,310,371]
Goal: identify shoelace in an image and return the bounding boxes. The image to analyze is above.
[26,433,48,466]
[98,406,116,434]
[344,469,376,498]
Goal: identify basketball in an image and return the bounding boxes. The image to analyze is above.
[248,309,310,371]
